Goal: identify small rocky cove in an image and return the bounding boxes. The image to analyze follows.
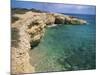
[11,10,87,74]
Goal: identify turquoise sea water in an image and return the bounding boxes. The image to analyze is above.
[29,14,96,72]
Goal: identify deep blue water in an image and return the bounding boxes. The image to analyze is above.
[30,14,96,72]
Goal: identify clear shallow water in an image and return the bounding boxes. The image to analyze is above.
[29,14,96,72]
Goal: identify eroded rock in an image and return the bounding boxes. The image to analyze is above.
[11,11,87,74]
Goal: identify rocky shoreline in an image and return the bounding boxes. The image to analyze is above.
[11,11,87,74]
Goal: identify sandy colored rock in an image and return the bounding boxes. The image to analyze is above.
[11,11,87,74]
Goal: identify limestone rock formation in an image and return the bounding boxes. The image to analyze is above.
[53,13,87,25]
[11,11,87,74]
[45,13,55,25]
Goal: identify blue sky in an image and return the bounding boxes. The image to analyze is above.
[11,0,96,15]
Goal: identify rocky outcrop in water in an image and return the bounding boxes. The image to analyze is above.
[11,11,87,74]
[53,13,87,24]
